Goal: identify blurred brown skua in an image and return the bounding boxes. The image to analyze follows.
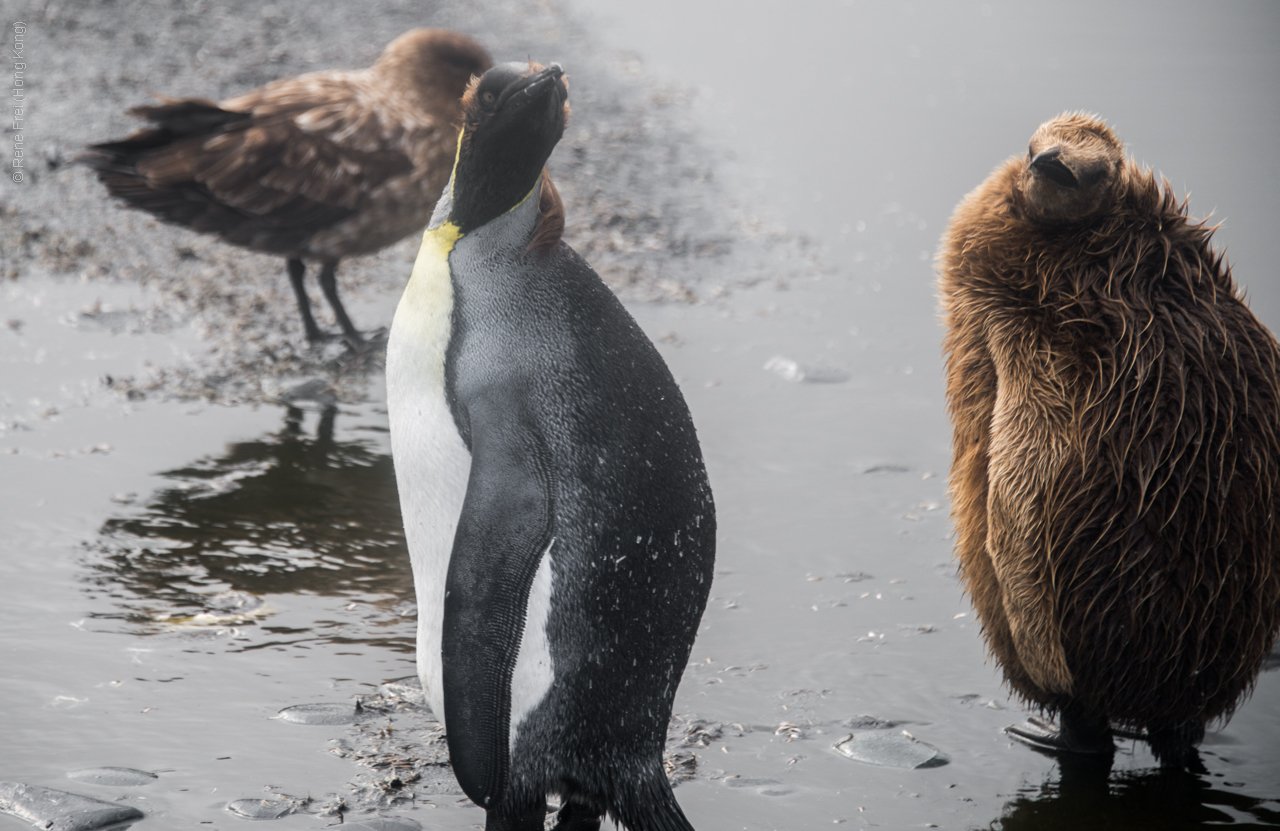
[84,28,492,346]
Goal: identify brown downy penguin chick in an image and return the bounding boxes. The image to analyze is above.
[938,112,1280,771]
[82,28,492,346]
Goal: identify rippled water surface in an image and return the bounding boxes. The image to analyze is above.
[2,1,1278,830]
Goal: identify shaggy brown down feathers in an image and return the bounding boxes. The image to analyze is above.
[938,112,1280,736]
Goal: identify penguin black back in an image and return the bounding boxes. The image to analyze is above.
[386,62,714,831]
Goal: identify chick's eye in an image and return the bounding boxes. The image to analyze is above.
[481,91,496,105]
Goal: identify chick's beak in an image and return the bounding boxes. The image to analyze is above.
[1030,146,1079,190]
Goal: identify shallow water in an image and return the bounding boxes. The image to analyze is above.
[2,1,1279,830]
[565,2,1280,826]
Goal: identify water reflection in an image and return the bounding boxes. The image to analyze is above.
[88,407,412,625]
[989,756,1280,830]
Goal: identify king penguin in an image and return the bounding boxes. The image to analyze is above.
[385,62,715,831]
[938,113,1280,770]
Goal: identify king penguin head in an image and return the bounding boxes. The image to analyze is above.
[446,61,569,234]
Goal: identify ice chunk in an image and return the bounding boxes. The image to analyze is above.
[65,768,157,787]
[0,782,144,830]
[274,702,356,725]
[834,730,950,768]
[763,356,849,383]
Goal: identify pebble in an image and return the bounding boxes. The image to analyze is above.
[0,782,144,831]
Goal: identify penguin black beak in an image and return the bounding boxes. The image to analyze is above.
[495,64,565,112]
[1030,147,1079,190]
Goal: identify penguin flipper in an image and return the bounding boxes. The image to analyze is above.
[441,416,556,810]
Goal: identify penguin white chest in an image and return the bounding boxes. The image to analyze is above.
[386,223,472,721]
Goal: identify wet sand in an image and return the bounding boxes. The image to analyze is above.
[1,1,1278,829]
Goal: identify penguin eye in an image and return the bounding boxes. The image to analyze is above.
[1079,161,1111,189]
[481,91,496,105]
